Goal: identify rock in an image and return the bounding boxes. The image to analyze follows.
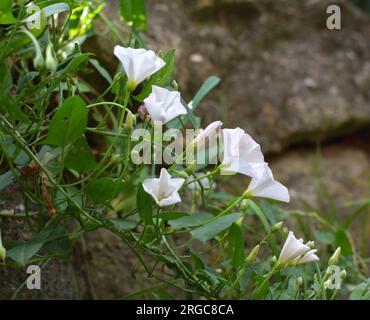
[270,145,370,213]
[85,0,370,153]
[0,185,76,299]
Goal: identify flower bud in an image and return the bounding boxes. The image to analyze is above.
[240,199,249,212]
[187,161,197,174]
[111,154,122,164]
[172,80,179,90]
[45,43,58,73]
[271,221,283,233]
[236,217,244,227]
[306,241,315,249]
[0,229,5,262]
[296,277,303,287]
[340,269,347,280]
[125,112,136,134]
[329,247,341,266]
[245,245,260,267]
[270,255,277,265]
[33,52,44,70]
[174,170,189,179]
[138,104,148,121]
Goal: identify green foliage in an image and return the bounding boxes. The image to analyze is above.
[120,0,147,30]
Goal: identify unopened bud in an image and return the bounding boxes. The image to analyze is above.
[324,279,332,290]
[306,241,315,249]
[187,162,197,173]
[111,154,122,164]
[236,217,244,227]
[45,43,58,73]
[340,269,347,280]
[174,170,189,179]
[138,104,148,121]
[33,52,44,70]
[329,247,341,266]
[245,245,260,267]
[240,199,249,212]
[125,112,136,134]
[296,277,303,287]
[0,228,5,262]
[172,80,179,90]
[270,255,277,265]
[271,221,283,233]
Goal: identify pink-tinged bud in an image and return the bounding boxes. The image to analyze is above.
[193,121,223,148]
[138,104,148,121]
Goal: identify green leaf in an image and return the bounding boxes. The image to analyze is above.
[6,222,60,265]
[314,230,335,245]
[86,177,124,205]
[134,49,175,101]
[64,136,97,172]
[108,218,137,231]
[159,211,189,221]
[191,212,242,243]
[90,58,113,84]
[58,53,90,76]
[137,184,153,225]
[0,170,16,192]
[0,0,17,24]
[120,0,147,30]
[43,96,88,147]
[228,223,245,267]
[168,212,213,230]
[335,230,353,256]
[189,76,221,111]
[0,62,30,123]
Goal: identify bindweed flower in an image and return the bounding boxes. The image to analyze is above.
[186,173,213,191]
[245,164,290,203]
[113,46,165,91]
[220,128,265,177]
[143,168,185,207]
[193,121,223,148]
[144,86,187,124]
[278,231,319,267]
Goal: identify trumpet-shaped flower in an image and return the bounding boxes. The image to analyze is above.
[193,121,223,148]
[279,231,320,266]
[221,128,265,177]
[114,46,165,90]
[246,163,290,203]
[142,168,185,207]
[144,86,187,124]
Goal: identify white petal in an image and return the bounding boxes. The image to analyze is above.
[170,178,185,191]
[279,231,310,263]
[298,249,320,264]
[142,178,160,204]
[113,46,165,86]
[158,191,182,207]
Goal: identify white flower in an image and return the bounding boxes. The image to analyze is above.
[279,231,320,266]
[193,121,223,148]
[187,173,213,191]
[144,86,187,124]
[246,164,290,203]
[142,168,185,207]
[114,46,165,90]
[220,128,265,177]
